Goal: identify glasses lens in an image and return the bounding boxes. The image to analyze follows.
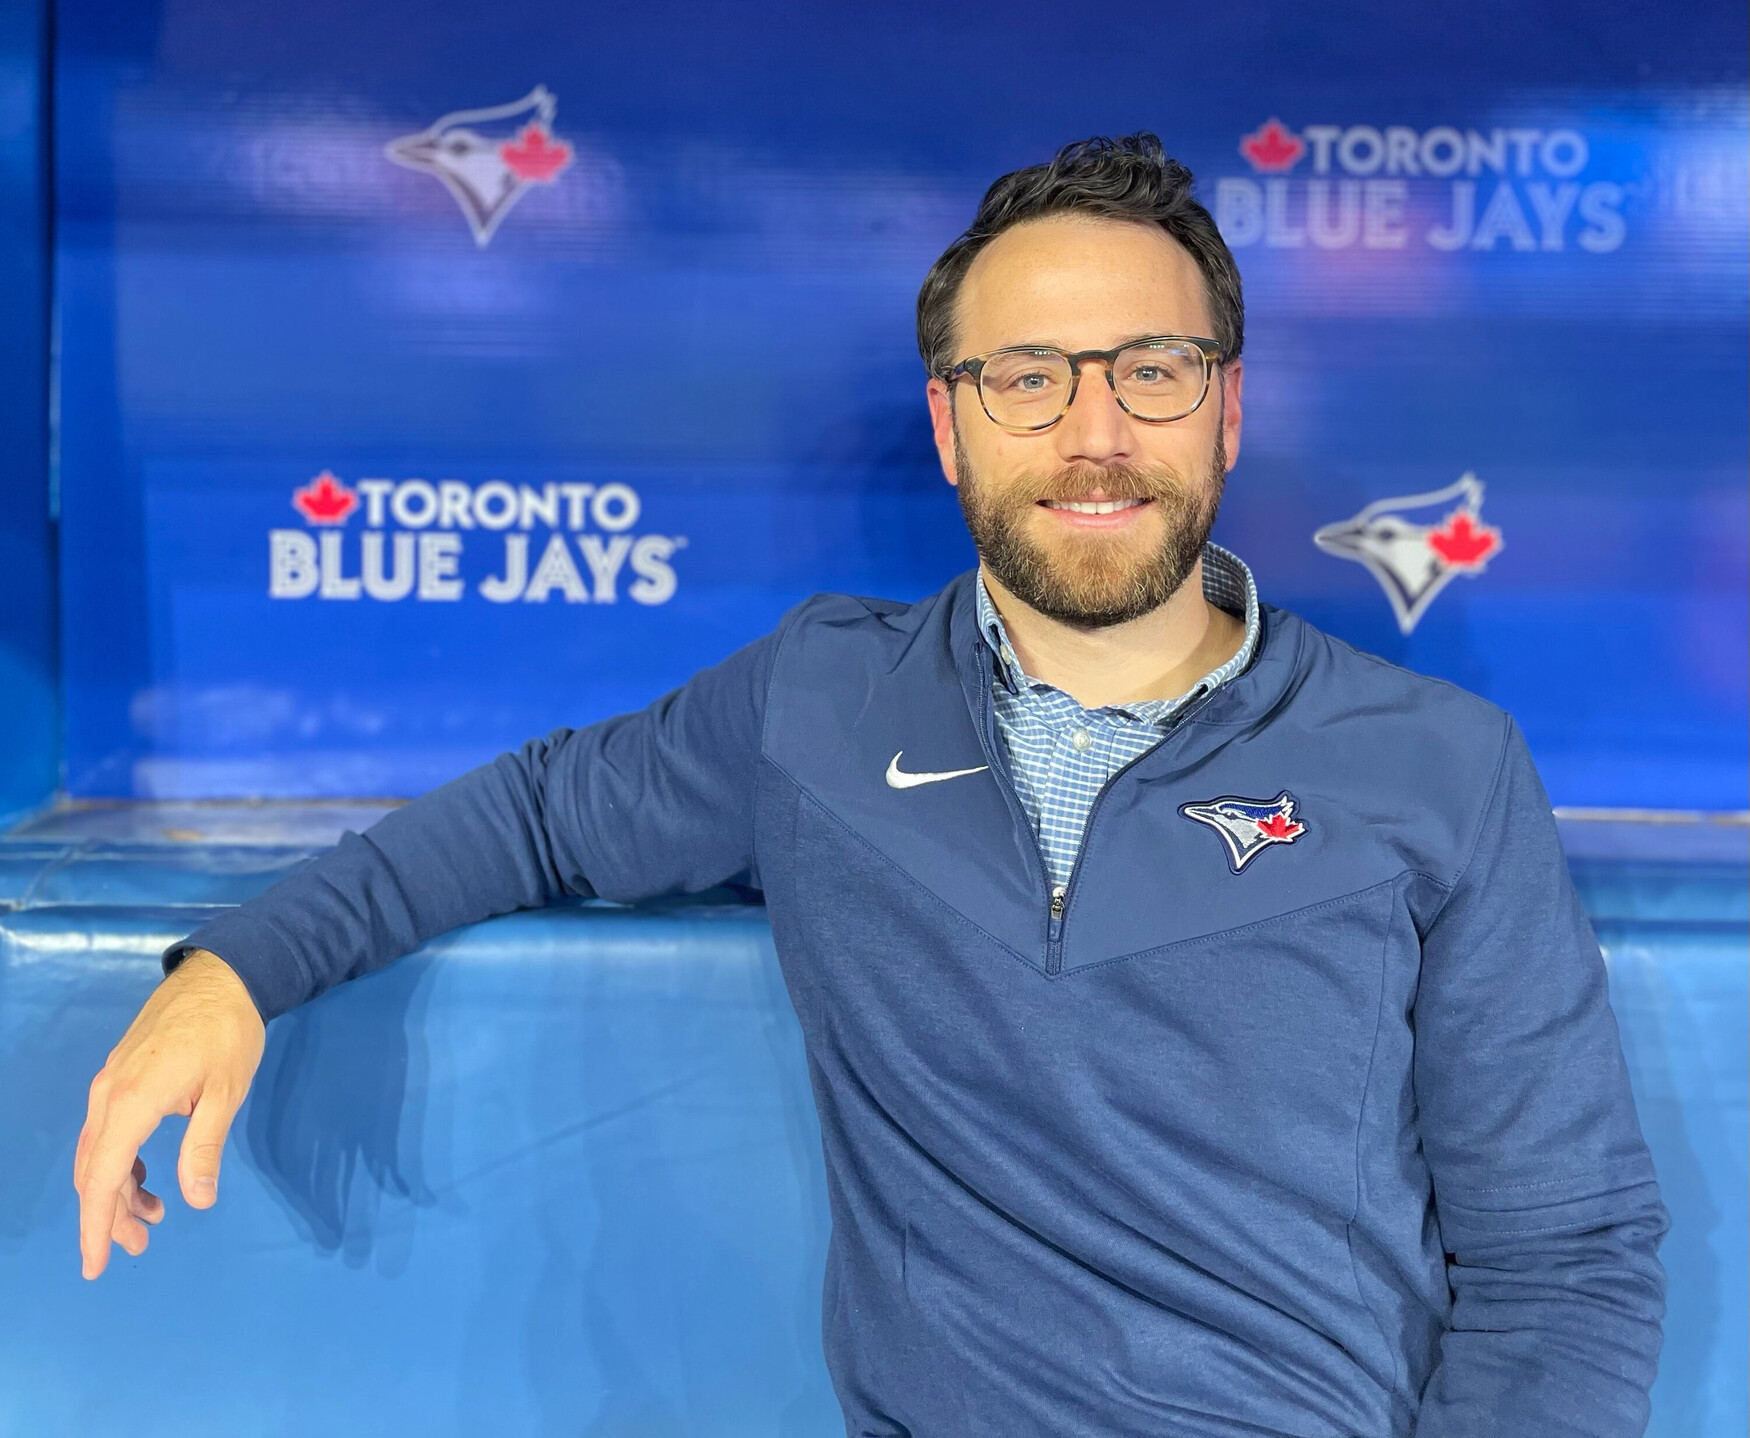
[978,350,1074,428]
[1113,340,1208,421]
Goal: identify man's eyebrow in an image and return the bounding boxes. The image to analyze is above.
[974,338,1067,353]
[982,331,1185,354]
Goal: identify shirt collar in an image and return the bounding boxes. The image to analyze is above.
[975,542,1261,719]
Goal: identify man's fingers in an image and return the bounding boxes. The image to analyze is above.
[73,1072,111,1195]
[178,1086,240,1209]
[111,1191,149,1257]
[78,1100,165,1279]
[127,1187,165,1224]
[127,1157,164,1224]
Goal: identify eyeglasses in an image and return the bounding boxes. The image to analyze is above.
[942,335,1224,432]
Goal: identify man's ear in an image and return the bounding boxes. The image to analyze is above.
[1218,359,1243,473]
[926,378,960,487]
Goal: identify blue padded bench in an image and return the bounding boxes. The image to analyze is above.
[1,807,1744,1436]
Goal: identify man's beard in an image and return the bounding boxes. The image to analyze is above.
[953,424,1226,630]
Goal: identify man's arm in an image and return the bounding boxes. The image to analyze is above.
[75,619,790,1277]
[1411,718,1667,1436]
[165,621,785,1021]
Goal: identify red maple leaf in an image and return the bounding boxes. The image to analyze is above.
[1240,118,1305,173]
[1426,509,1502,570]
[292,470,357,525]
[1258,813,1303,841]
[500,124,573,183]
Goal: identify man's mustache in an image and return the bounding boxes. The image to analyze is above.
[1003,463,1193,506]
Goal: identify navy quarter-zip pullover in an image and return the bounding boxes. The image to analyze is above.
[170,573,1667,1438]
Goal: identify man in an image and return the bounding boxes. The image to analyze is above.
[76,134,1666,1437]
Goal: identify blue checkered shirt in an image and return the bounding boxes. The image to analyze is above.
[977,543,1261,891]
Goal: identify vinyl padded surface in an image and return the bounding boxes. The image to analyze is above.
[1,811,1743,1436]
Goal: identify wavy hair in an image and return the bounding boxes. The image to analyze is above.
[916,133,1243,380]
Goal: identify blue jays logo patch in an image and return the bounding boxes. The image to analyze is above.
[1179,791,1307,873]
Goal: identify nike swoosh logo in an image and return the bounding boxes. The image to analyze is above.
[885,751,989,790]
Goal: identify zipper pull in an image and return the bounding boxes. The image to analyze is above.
[1049,886,1066,922]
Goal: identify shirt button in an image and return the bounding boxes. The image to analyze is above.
[1070,728,1093,751]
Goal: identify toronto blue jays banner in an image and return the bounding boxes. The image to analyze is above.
[54,1,1748,806]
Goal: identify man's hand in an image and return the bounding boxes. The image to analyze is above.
[73,949,266,1279]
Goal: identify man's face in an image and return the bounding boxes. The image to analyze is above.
[926,215,1244,629]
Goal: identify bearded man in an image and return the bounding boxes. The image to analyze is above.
[76,134,1666,1438]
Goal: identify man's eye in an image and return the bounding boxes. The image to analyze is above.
[1127,359,1191,385]
[994,369,1057,393]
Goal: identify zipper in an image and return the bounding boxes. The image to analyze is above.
[969,637,1228,977]
[1041,682,1227,976]
[969,647,1061,962]
[1047,885,1068,966]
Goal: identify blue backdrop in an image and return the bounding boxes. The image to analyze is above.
[50,0,1749,806]
[0,0,54,825]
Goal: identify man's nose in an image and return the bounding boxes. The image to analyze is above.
[1053,361,1136,467]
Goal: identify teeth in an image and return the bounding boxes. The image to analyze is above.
[1045,498,1145,514]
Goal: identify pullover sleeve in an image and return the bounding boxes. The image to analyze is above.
[164,618,789,1023]
[1411,718,1667,1436]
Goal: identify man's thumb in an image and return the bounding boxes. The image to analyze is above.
[178,1090,239,1208]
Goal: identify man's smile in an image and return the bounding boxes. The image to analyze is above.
[1037,495,1153,529]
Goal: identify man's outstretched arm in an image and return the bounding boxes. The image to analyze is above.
[74,620,791,1278]
[1412,719,1667,1437]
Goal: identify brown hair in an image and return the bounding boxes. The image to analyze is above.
[916,133,1244,379]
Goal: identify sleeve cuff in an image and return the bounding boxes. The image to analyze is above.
[161,912,311,1024]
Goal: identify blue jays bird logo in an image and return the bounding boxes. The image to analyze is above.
[385,86,573,246]
[1179,792,1307,873]
[1312,473,1503,634]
